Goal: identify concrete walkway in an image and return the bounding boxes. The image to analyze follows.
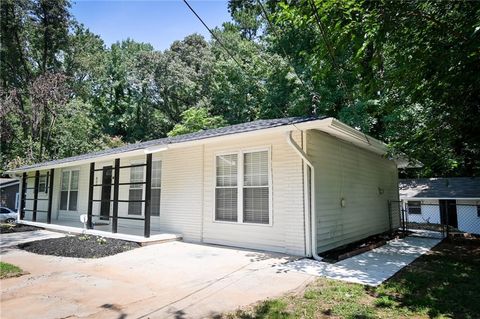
[0,241,314,319]
[280,236,441,286]
[0,230,65,249]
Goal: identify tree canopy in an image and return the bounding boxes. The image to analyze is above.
[1,0,479,177]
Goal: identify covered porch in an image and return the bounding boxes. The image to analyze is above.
[19,153,174,239]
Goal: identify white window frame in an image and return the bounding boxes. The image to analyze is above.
[38,175,47,193]
[59,169,80,212]
[213,146,273,226]
[151,160,162,217]
[128,161,145,216]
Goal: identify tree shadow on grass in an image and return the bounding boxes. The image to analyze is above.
[373,238,480,318]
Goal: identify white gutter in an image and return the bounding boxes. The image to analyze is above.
[286,131,322,261]
[144,145,168,154]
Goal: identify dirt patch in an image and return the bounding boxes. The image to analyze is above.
[0,223,42,234]
[18,235,140,258]
[320,230,408,262]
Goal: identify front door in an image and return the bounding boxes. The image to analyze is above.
[100,166,113,220]
[440,199,458,228]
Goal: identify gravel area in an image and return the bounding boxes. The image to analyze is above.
[18,235,140,258]
[0,224,42,234]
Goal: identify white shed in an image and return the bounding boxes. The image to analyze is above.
[400,177,480,235]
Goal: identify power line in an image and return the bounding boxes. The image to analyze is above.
[256,0,308,91]
[308,0,352,108]
[256,0,320,115]
[182,0,317,123]
[182,0,245,70]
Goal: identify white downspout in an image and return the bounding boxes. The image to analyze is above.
[286,131,322,261]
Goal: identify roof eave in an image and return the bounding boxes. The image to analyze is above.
[7,117,389,173]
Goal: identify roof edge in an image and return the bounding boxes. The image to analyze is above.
[7,116,390,173]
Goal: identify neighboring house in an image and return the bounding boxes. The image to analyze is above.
[0,178,20,211]
[6,117,400,257]
[399,177,480,234]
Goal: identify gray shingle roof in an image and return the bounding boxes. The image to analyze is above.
[399,177,480,198]
[14,116,322,171]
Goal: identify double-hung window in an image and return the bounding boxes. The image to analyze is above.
[215,154,238,222]
[215,149,271,225]
[151,160,162,216]
[60,170,79,211]
[38,175,47,193]
[128,165,144,215]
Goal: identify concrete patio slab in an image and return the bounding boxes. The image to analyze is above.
[18,220,182,244]
[0,241,314,319]
[280,236,441,286]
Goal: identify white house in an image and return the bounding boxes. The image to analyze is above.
[400,177,480,235]
[7,117,400,258]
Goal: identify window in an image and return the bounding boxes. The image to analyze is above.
[128,165,144,215]
[243,151,269,224]
[215,149,271,225]
[215,154,238,222]
[38,175,47,193]
[151,160,162,217]
[60,170,79,211]
[407,201,421,214]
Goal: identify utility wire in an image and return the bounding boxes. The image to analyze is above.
[182,0,313,128]
[256,0,321,115]
[182,0,245,70]
[308,0,352,106]
[256,0,309,92]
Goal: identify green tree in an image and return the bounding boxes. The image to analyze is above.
[168,105,227,137]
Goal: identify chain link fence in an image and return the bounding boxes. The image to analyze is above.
[389,200,480,239]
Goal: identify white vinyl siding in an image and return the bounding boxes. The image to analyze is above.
[307,130,399,253]
[214,149,271,225]
[204,132,305,256]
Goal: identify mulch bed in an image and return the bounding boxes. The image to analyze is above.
[320,230,408,262]
[18,235,140,258]
[0,223,42,234]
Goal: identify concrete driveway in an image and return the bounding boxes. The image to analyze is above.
[0,239,313,319]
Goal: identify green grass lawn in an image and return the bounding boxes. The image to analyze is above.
[0,262,24,279]
[226,237,480,319]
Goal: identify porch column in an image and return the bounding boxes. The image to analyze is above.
[19,173,27,220]
[47,168,54,224]
[32,170,40,221]
[87,162,95,229]
[112,158,120,233]
[144,153,152,238]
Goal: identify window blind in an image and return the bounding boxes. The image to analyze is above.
[215,154,238,222]
[243,151,269,224]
